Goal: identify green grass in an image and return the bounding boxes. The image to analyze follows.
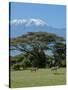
[11,68,66,88]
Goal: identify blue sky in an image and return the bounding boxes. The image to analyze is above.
[10,2,66,56]
[10,2,66,28]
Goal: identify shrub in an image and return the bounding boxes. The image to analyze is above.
[12,63,20,70]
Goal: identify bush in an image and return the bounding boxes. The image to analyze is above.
[22,58,31,68]
[60,60,66,67]
[12,64,20,70]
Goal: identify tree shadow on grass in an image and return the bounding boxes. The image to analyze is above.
[53,72,65,75]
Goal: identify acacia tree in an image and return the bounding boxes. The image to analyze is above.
[10,32,64,68]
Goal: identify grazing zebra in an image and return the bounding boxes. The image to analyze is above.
[30,67,38,72]
[51,66,59,71]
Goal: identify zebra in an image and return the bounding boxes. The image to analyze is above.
[30,67,38,72]
[51,66,59,71]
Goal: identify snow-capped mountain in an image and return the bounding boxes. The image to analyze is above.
[11,18,47,26]
[10,18,66,39]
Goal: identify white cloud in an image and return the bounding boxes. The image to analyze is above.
[10,18,47,26]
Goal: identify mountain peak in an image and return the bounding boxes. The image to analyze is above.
[10,18,47,26]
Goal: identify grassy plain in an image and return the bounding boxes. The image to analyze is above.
[11,68,66,88]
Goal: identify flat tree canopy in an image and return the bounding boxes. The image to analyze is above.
[10,32,65,68]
